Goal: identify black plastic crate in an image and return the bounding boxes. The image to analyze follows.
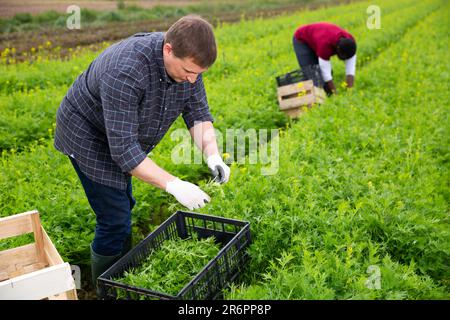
[276,69,303,87]
[276,64,324,88]
[97,211,251,300]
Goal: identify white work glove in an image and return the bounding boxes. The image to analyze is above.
[166,178,210,210]
[207,154,230,184]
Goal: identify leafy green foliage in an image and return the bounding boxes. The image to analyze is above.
[115,235,221,298]
[0,0,448,299]
[203,1,450,298]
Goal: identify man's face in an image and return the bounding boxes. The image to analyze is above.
[163,43,207,84]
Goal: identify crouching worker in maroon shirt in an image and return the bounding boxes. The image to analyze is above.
[293,22,357,95]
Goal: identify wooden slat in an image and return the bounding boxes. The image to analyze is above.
[0,244,37,274]
[284,104,315,118]
[48,292,69,300]
[42,228,63,266]
[313,87,327,101]
[281,105,317,119]
[0,210,37,240]
[30,212,46,264]
[22,262,48,274]
[0,263,76,300]
[279,94,316,110]
[66,288,78,300]
[283,107,304,118]
[0,272,9,282]
[277,86,312,99]
[277,80,314,97]
[48,288,78,300]
[8,262,48,279]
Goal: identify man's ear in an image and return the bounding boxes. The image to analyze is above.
[163,43,173,56]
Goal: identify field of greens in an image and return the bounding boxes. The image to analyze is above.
[0,0,448,299]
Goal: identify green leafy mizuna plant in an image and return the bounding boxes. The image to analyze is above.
[114,234,221,299]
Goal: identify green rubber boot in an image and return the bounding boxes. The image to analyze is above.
[90,234,133,299]
[90,245,121,299]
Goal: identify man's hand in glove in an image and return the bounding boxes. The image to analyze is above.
[166,178,210,210]
[206,154,230,184]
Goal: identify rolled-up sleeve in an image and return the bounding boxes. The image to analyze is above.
[99,67,147,173]
[182,74,214,129]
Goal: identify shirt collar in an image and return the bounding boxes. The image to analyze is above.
[155,36,176,85]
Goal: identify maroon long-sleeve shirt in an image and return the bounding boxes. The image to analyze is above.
[294,22,355,60]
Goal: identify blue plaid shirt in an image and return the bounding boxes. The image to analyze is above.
[55,32,214,190]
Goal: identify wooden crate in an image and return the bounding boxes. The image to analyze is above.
[277,79,327,118]
[0,210,77,300]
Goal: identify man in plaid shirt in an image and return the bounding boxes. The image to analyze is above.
[54,15,230,294]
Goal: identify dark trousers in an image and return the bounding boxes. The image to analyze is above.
[69,157,136,256]
[293,36,332,95]
[292,36,318,68]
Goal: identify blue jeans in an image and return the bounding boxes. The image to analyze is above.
[69,157,136,256]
